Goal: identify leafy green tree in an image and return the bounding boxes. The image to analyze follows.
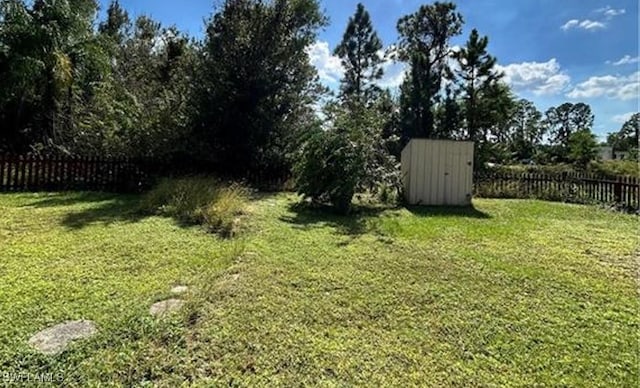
[0,0,199,158]
[607,113,639,159]
[0,0,40,151]
[72,4,197,158]
[0,0,100,152]
[543,102,594,161]
[295,102,399,214]
[377,89,402,157]
[396,2,463,141]
[333,3,383,105]
[196,0,326,176]
[505,99,545,161]
[569,130,598,168]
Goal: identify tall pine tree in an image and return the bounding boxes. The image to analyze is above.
[396,2,463,141]
[333,3,383,105]
[455,28,502,142]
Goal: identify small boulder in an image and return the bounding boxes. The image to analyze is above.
[28,320,97,356]
[150,299,184,317]
[170,285,189,295]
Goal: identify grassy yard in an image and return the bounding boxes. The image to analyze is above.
[0,192,638,386]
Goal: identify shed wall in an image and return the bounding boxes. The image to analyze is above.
[401,139,474,206]
[401,142,412,198]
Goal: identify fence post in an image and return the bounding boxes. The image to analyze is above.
[0,154,4,192]
[614,177,622,204]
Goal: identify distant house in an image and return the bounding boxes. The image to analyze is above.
[599,146,614,161]
[615,151,631,160]
[598,146,630,161]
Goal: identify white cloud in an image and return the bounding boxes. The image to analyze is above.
[608,55,640,66]
[561,19,605,31]
[561,6,625,31]
[596,6,626,19]
[496,58,571,96]
[612,112,635,124]
[561,19,579,31]
[378,61,407,89]
[306,41,343,84]
[567,71,640,101]
[579,20,606,30]
[308,40,408,89]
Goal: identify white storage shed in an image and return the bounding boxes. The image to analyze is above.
[401,139,474,206]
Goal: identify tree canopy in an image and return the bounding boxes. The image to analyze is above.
[0,0,615,186]
[607,113,639,157]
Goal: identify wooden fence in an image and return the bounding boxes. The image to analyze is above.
[1,155,638,210]
[0,155,291,193]
[0,155,150,193]
[474,171,640,211]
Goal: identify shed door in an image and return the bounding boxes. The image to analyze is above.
[443,143,473,206]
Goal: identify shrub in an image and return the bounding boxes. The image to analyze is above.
[377,183,400,205]
[589,160,639,177]
[294,130,364,214]
[198,184,250,237]
[294,102,400,214]
[140,177,249,237]
[493,161,639,178]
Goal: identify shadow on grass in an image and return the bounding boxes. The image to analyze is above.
[21,192,118,208]
[23,192,148,229]
[280,201,391,237]
[282,200,492,238]
[406,205,491,219]
[62,199,148,229]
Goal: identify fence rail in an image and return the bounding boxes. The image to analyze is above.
[0,155,290,193]
[474,171,640,211]
[0,155,149,193]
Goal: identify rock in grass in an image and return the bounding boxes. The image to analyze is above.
[150,299,184,317]
[28,320,97,356]
[170,285,189,295]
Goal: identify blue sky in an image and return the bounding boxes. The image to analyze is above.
[99,0,639,139]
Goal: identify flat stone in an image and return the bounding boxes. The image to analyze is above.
[28,320,97,356]
[150,299,184,317]
[170,286,189,295]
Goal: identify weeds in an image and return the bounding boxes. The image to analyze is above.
[140,177,250,237]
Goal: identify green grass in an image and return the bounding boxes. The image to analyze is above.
[0,192,638,386]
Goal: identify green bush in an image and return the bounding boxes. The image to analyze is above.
[495,161,639,178]
[140,177,249,237]
[589,160,639,177]
[198,184,250,236]
[294,101,400,214]
[294,129,364,214]
[377,183,398,205]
